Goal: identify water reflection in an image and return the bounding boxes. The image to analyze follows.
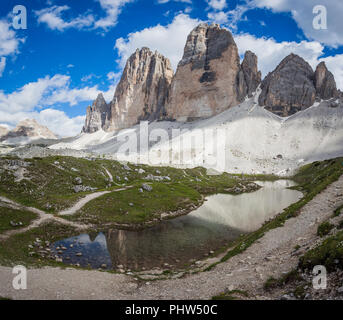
[53,180,302,271]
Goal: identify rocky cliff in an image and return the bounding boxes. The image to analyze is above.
[83,93,109,133]
[167,23,244,121]
[237,50,261,100]
[0,125,9,138]
[259,54,338,117]
[83,48,173,133]
[314,62,338,100]
[83,24,340,133]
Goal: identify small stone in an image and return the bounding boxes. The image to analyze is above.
[101,264,107,269]
[76,252,82,256]
[142,183,153,192]
[75,177,83,185]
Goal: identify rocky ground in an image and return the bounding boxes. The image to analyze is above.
[0,173,342,300]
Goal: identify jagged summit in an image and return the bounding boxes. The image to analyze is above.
[83,24,340,134]
[167,23,244,121]
[315,61,338,100]
[258,53,339,117]
[83,47,173,133]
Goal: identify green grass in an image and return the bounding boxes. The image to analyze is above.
[0,156,261,216]
[299,230,343,272]
[205,157,343,271]
[0,206,37,233]
[317,221,334,237]
[263,270,302,292]
[0,222,79,267]
[333,204,343,218]
[66,182,203,226]
[212,289,249,300]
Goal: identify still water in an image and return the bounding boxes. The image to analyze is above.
[53,180,302,271]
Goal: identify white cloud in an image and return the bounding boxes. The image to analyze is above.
[37,109,86,137]
[234,33,324,77]
[35,6,94,31]
[94,0,134,30]
[35,1,133,32]
[234,32,343,90]
[157,0,192,4]
[115,13,200,70]
[0,74,114,137]
[0,57,6,77]
[0,19,24,77]
[320,55,343,90]
[207,0,227,11]
[208,11,229,24]
[253,0,343,47]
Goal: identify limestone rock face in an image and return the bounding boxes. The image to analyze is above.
[237,50,261,100]
[0,125,9,138]
[314,62,338,100]
[106,48,173,131]
[83,48,173,133]
[1,119,57,142]
[83,93,109,133]
[258,54,317,117]
[167,23,242,122]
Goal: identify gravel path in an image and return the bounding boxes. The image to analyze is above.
[58,187,131,216]
[0,197,88,241]
[0,175,342,300]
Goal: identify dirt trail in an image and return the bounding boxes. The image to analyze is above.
[0,176,342,300]
[58,187,131,216]
[0,197,88,241]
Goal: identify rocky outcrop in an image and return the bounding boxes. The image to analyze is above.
[0,125,9,138]
[167,23,243,122]
[82,93,109,133]
[259,54,317,117]
[1,119,57,142]
[83,48,174,133]
[314,62,338,100]
[237,50,261,100]
[106,48,173,131]
[259,54,339,117]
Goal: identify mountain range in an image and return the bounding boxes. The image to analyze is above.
[82,23,340,133]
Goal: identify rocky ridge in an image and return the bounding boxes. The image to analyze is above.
[259,54,339,117]
[0,119,57,143]
[83,23,340,132]
[83,48,173,133]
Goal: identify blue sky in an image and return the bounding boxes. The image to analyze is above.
[1,0,343,136]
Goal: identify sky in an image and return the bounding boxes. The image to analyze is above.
[1,0,343,137]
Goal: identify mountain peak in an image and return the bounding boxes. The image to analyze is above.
[315,61,338,100]
[1,119,57,143]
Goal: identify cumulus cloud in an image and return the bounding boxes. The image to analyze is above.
[35,0,134,32]
[94,0,134,30]
[115,13,200,70]
[0,74,114,137]
[0,58,6,77]
[234,33,324,77]
[234,32,343,90]
[208,11,229,24]
[207,0,227,11]
[35,6,94,31]
[157,0,192,4]
[37,109,86,137]
[253,0,343,47]
[0,19,24,77]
